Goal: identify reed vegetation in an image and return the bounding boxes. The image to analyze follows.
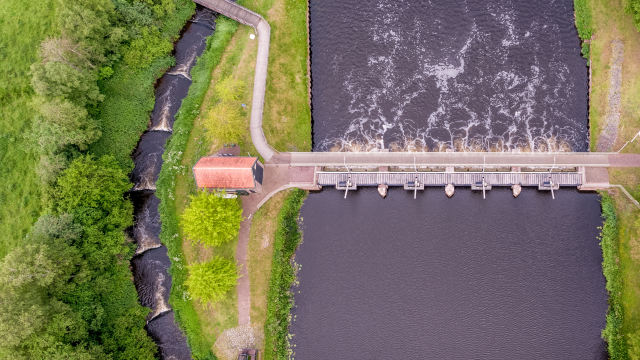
[600,194,628,359]
[263,189,306,360]
[575,0,593,59]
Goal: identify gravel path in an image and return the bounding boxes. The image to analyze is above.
[597,40,624,152]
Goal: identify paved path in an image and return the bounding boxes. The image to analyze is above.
[194,0,276,162]
[273,151,640,167]
[234,163,317,326]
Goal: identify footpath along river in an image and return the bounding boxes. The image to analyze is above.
[292,0,608,358]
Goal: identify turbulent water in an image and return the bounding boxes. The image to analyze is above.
[292,188,607,359]
[310,0,589,152]
[129,7,216,360]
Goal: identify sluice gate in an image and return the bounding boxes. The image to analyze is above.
[317,171,583,187]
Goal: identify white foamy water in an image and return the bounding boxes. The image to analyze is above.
[311,0,588,152]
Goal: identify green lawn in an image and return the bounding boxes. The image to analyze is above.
[0,0,58,257]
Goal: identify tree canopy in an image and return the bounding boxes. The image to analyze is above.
[0,155,156,359]
[180,190,243,247]
[185,256,240,305]
[204,77,247,144]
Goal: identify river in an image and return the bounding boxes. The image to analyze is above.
[129,7,217,360]
[292,0,608,358]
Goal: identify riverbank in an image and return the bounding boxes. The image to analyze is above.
[167,0,311,357]
[583,0,640,357]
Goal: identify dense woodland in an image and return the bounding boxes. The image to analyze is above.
[0,0,197,358]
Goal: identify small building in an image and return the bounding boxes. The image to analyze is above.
[192,156,263,195]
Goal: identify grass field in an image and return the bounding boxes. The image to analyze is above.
[589,0,640,154]
[0,0,58,257]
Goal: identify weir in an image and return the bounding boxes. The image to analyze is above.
[180,1,640,357]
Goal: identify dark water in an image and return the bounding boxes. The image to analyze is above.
[292,187,607,359]
[310,0,589,152]
[129,6,217,360]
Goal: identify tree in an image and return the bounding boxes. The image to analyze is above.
[204,78,247,144]
[27,213,82,244]
[30,61,104,107]
[51,155,133,262]
[185,256,239,305]
[36,153,69,184]
[180,191,243,247]
[57,0,120,65]
[32,99,101,152]
[0,243,81,350]
[214,77,246,103]
[204,102,246,144]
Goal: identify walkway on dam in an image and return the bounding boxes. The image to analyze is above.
[272,152,640,168]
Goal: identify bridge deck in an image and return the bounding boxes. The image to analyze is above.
[272,152,640,168]
[317,171,583,187]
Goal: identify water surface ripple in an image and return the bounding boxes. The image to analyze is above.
[292,188,607,359]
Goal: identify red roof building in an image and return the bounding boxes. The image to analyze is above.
[192,156,263,194]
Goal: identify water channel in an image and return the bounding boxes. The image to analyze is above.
[292,0,608,358]
[129,6,217,359]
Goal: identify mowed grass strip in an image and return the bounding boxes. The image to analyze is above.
[0,0,58,257]
[247,191,288,326]
[589,0,640,153]
[175,15,257,351]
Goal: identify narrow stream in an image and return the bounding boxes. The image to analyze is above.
[129,7,217,359]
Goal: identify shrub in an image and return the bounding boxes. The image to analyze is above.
[180,190,243,247]
[186,256,240,305]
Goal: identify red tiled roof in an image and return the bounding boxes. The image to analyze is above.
[193,157,257,189]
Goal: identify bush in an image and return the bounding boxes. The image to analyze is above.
[181,190,243,247]
[186,256,240,306]
[574,0,592,59]
[625,0,640,31]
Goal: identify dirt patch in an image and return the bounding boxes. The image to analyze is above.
[597,40,624,151]
[247,191,288,326]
